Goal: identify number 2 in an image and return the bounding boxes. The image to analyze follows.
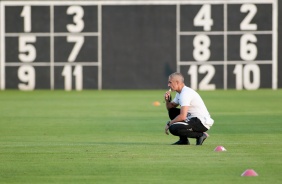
[240,4,257,30]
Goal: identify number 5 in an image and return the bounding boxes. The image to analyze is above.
[18,36,36,62]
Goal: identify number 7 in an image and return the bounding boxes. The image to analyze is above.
[67,36,84,62]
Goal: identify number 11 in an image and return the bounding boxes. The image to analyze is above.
[61,65,83,91]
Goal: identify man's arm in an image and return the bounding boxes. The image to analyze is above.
[164,90,178,110]
[165,101,178,110]
[165,105,189,135]
[168,106,188,125]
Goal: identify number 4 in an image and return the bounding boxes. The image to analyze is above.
[194,4,214,31]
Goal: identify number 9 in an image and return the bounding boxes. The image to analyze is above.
[18,65,35,90]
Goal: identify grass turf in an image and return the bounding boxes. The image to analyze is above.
[0,90,282,184]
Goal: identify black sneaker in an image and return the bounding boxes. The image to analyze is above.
[196,132,209,145]
[172,139,190,145]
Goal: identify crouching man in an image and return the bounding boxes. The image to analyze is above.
[164,72,214,145]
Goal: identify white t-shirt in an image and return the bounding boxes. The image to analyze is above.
[172,86,214,129]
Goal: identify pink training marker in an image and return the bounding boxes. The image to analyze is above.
[241,169,259,176]
[214,146,227,152]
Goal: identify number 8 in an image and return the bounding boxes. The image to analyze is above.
[193,34,211,62]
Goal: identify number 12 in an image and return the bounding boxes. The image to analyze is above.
[188,65,216,90]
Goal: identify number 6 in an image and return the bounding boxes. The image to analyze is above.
[240,34,257,61]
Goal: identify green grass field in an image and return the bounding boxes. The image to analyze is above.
[0,90,282,184]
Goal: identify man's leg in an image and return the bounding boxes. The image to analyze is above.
[187,118,209,145]
[168,108,190,145]
[169,122,202,138]
[168,108,180,120]
[169,118,209,145]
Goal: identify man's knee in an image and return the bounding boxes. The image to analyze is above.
[169,125,179,136]
[169,123,188,136]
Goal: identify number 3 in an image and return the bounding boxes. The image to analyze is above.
[67,6,85,33]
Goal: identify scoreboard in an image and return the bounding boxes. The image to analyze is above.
[0,0,278,90]
[177,2,277,90]
[0,2,101,90]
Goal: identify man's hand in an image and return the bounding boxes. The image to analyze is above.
[165,121,170,135]
[164,90,171,102]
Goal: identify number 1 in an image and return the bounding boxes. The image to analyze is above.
[21,6,31,32]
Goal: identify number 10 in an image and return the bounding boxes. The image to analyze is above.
[233,64,260,90]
